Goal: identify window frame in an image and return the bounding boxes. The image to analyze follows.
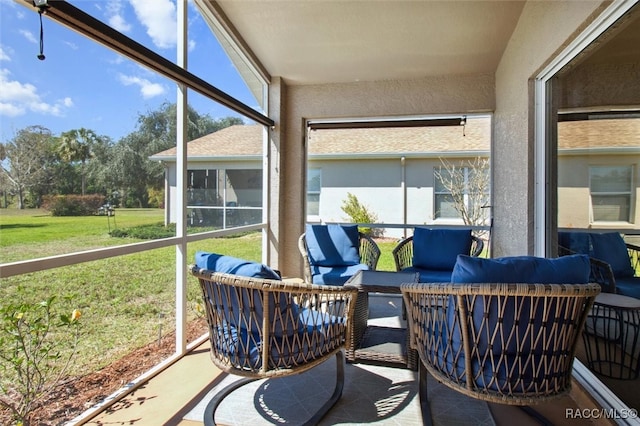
[589,165,634,223]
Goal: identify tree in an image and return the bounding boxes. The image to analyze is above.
[434,156,491,238]
[0,126,55,209]
[106,102,243,207]
[57,128,99,196]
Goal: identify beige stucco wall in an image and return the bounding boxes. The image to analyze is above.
[273,74,495,276]
[269,1,612,275]
[559,62,640,109]
[492,0,604,257]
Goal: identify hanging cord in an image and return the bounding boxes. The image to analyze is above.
[37,8,45,60]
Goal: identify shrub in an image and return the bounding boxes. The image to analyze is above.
[341,193,382,237]
[42,194,105,216]
[110,223,176,239]
[0,297,81,426]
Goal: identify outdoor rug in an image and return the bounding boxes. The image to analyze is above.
[184,294,496,426]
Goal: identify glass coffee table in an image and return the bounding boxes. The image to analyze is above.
[344,270,420,370]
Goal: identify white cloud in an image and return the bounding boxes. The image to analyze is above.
[188,39,196,52]
[106,0,132,33]
[128,0,177,49]
[19,29,37,44]
[0,68,72,117]
[118,74,165,99]
[0,45,10,61]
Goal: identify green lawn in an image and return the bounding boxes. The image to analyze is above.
[0,208,398,376]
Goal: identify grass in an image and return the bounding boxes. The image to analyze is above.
[0,208,264,375]
[0,208,399,376]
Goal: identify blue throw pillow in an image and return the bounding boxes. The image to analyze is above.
[590,232,634,278]
[195,251,281,280]
[451,254,591,284]
[305,224,360,267]
[412,228,472,271]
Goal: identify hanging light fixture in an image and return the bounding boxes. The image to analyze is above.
[33,0,49,60]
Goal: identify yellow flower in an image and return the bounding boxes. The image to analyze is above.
[14,312,24,320]
[71,309,82,322]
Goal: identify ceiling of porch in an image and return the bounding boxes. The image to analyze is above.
[203,0,640,99]
[205,1,527,85]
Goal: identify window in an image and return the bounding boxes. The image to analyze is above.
[434,160,490,221]
[307,168,321,216]
[590,165,633,222]
[188,169,262,227]
[434,168,459,219]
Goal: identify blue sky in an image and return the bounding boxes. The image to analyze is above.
[0,0,257,143]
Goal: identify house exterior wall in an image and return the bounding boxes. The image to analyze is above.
[311,156,479,239]
[558,152,640,229]
[492,0,604,257]
[163,160,262,224]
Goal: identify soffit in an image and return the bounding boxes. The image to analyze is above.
[205,1,526,85]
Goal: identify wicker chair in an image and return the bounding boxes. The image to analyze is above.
[559,231,640,297]
[401,281,600,425]
[190,266,358,426]
[299,225,380,285]
[393,234,484,274]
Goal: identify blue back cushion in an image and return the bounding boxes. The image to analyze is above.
[195,251,281,280]
[305,224,360,267]
[195,252,295,339]
[558,231,592,255]
[590,232,634,278]
[412,228,472,271]
[451,254,591,284]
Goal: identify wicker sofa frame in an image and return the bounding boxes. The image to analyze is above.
[190,266,358,426]
[401,282,600,425]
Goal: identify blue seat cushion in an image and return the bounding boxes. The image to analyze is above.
[305,224,361,267]
[451,254,591,284]
[311,263,369,285]
[401,266,452,283]
[195,251,281,280]
[412,228,472,271]
[614,277,640,299]
[590,232,634,278]
[213,308,345,370]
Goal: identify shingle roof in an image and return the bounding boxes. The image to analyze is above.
[558,118,640,149]
[150,117,639,160]
[152,124,263,158]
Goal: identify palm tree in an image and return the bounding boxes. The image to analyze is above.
[58,128,97,195]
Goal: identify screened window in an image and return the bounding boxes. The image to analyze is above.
[307,168,321,216]
[590,165,633,222]
[434,164,490,220]
[188,169,262,227]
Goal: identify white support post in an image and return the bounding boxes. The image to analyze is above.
[175,0,188,355]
